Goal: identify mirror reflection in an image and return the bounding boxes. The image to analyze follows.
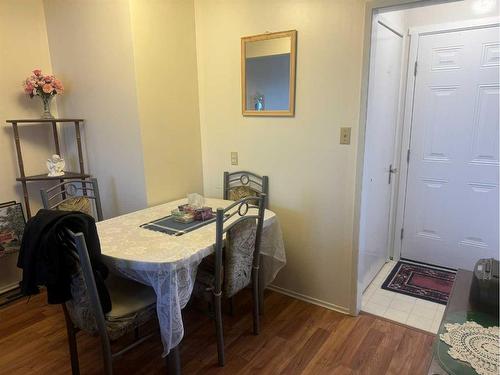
[241,30,296,116]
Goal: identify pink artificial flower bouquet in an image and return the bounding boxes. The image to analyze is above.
[23,69,64,119]
[23,69,64,98]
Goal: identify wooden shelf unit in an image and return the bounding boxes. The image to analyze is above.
[16,172,91,182]
[5,118,87,218]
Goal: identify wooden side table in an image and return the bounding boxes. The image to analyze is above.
[5,118,89,218]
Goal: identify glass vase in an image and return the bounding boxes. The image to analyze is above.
[40,95,54,119]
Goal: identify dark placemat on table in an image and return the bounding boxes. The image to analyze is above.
[141,215,215,236]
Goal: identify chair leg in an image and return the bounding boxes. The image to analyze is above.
[228,296,235,316]
[252,271,260,335]
[214,293,225,366]
[62,305,80,375]
[258,282,265,316]
[99,333,113,375]
[166,345,181,375]
[258,255,265,316]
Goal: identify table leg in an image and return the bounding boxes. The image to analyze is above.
[166,345,181,375]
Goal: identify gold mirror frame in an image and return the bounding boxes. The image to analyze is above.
[241,30,297,117]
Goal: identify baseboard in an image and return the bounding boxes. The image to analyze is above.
[267,284,351,315]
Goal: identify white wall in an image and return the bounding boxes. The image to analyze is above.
[43,0,148,218]
[406,0,499,26]
[129,0,204,206]
[195,0,366,312]
[381,0,500,29]
[43,0,205,216]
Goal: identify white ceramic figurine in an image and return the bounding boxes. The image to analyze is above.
[46,154,65,177]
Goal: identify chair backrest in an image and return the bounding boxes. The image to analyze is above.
[213,194,266,298]
[223,171,269,209]
[63,228,108,337]
[40,178,103,221]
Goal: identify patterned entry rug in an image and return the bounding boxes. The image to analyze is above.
[382,261,456,305]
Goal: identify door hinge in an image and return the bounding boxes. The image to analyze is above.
[414,61,418,76]
[400,228,404,240]
[407,149,411,163]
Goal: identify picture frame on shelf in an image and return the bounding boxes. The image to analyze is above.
[0,202,26,258]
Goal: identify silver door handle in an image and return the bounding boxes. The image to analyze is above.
[388,164,397,184]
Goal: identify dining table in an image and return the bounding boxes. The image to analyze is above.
[96,197,286,356]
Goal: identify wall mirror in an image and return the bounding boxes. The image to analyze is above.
[241,30,297,117]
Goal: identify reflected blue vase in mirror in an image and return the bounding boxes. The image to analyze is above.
[254,95,264,111]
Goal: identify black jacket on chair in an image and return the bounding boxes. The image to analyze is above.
[17,209,111,312]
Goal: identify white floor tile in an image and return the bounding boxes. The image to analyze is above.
[406,314,433,332]
[383,308,409,324]
[360,260,450,335]
[393,293,417,304]
[410,299,437,320]
[362,301,387,316]
[373,288,395,298]
[370,289,395,307]
[362,294,373,307]
[433,308,445,323]
[389,298,416,313]
[380,263,394,276]
[363,284,377,300]
[436,304,446,314]
[414,298,439,311]
[371,275,385,287]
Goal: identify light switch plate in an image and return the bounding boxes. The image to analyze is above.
[340,127,351,145]
[231,152,238,165]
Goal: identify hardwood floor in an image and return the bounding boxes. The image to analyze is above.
[0,290,434,374]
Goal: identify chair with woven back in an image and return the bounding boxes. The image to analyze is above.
[223,171,269,314]
[40,178,103,221]
[41,181,181,374]
[191,195,266,366]
[57,228,166,374]
[223,171,269,208]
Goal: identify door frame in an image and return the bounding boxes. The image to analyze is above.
[392,16,500,264]
[351,0,462,316]
[358,12,406,292]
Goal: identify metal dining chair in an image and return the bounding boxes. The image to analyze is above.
[60,228,183,375]
[223,171,269,314]
[40,178,103,221]
[191,195,266,366]
[223,171,269,209]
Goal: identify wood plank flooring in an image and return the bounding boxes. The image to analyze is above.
[0,290,434,374]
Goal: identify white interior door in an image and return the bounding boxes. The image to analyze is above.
[402,24,499,270]
[359,17,403,291]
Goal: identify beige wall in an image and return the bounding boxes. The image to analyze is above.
[0,0,55,293]
[129,0,204,206]
[43,0,148,218]
[195,0,366,312]
[0,0,55,213]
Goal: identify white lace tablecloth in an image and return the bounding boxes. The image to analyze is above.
[96,198,286,356]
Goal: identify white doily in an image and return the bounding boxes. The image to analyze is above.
[440,321,499,375]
